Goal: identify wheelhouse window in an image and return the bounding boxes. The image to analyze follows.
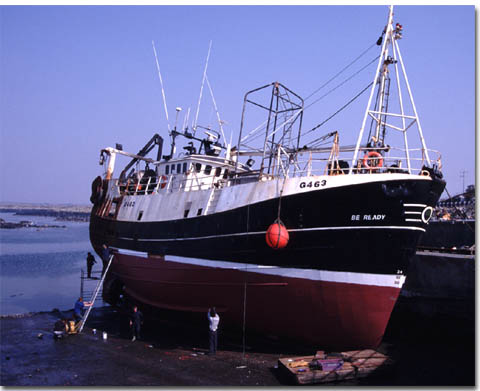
[195,163,202,173]
[165,165,170,175]
[177,163,181,173]
[215,167,222,177]
[205,165,212,175]
[183,162,187,173]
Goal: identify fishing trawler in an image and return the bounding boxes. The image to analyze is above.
[89,6,445,349]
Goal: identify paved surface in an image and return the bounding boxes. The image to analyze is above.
[0,297,475,387]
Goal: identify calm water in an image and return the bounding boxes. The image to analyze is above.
[0,212,96,315]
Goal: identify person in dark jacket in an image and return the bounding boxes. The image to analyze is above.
[53,319,67,340]
[129,306,143,342]
[100,244,111,275]
[86,252,97,278]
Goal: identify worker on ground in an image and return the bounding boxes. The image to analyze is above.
[73,297,92,323]
[101,244,110,275]
[86,252,97,278]
[53,318,68,340]
[207,307,220,355]
[129,306,143,342]
[67,318,77,334]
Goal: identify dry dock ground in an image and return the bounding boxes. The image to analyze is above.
[0,298,475,387]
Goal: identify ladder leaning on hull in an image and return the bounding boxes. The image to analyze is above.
[78,254,114,333]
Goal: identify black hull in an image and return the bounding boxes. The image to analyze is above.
[90,177,445,275]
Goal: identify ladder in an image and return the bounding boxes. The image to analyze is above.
[204,188,221,215]
[78,254,114,333]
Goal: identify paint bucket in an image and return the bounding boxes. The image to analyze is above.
[102,331,107,340]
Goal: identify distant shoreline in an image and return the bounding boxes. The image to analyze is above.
[0,204,91,222]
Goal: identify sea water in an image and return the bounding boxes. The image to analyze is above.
[0,212,96,315]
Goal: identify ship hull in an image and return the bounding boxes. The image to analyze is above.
[90,176,444,272]
[90,174,445,349]
[105,251,404,350]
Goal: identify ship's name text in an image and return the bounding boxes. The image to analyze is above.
[123,201,136,208]
[351,214,386,221]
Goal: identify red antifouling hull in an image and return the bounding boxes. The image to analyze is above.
[107,253,402,350]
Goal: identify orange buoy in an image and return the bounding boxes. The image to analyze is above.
[266,220,289,249]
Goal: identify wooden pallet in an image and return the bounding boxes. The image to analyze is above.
[278,349,393,385]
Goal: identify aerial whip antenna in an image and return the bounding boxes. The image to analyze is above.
[193,40,212,136]
[205,75,226,143]
[182,107,191,132]
[152,40,171,132]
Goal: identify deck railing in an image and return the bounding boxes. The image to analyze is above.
[113,146,441,196]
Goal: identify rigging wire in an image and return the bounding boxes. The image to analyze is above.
[305,42,377,102]
[303,81,374,143]
[304,55,379,111]
[241,43,379,149]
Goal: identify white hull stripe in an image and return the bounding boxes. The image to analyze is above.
[114,251,406,289]
[117,225,425,243]
[113,247,148,257]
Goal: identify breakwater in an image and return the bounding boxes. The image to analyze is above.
[0,206,90,222]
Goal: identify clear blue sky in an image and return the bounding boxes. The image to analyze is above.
[0,5,475,205]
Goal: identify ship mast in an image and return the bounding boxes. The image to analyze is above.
[350,5,432,174]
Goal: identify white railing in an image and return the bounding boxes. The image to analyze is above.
[113,146,442,196]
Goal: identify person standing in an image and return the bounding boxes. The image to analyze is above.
[73,297,92,323]
[86,252,97,278]
[129,306,143,342]
[100,244,111,276]
[207,307,220,355]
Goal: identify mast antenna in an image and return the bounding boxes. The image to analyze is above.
[193,40,212,136]
[350,5,431,174]
[152,40,171,132]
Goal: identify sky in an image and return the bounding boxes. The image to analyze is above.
[0,4,475,205]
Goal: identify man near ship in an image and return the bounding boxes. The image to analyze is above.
[207,307,220,355]
[53,318,68,339]
[73,297,92,323]
[86,252,97,278]
[129,306,143,342]
[101,244,110,276]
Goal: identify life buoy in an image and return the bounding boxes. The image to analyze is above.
[362,151,383,170]
[160,175,168,189]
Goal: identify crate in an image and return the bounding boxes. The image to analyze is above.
[278,349,393,385]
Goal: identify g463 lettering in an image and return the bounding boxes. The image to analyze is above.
[299,180,326,189]
[123,201,135,208]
